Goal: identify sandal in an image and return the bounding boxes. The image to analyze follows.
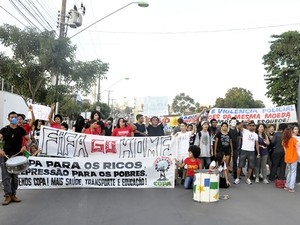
[283,187,288,191]
[288,189,295,193]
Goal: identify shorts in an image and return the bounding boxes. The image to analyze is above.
[238,150,255,169]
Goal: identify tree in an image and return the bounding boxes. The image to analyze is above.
[263,31,300,106]
[171,93,196,114]
[214,87,265,108]
[0,24,109,106]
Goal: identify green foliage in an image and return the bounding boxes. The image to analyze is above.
[262,31,300,106]
[214,87,265,108]
[89,102,111,119]
[0,24,109,105]
[171,93,196,114]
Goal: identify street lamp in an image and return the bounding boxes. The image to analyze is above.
[69,2,149,39]
[102,77,130,106]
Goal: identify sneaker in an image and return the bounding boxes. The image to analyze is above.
[246,178,252,184]
[234,178,240,184]
[263,179,269,184]
[255,178,259,183]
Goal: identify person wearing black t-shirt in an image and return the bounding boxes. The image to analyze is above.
[0,111,31,205]
[145,116,166,136]
[133,114,147,137]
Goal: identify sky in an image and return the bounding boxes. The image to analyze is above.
[1,0,300,108]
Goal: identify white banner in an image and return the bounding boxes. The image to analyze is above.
[143,96,169,116]
[39,126,174,158]
[27,104,51,121]
[19,156,175,189]
[208,105,297,124]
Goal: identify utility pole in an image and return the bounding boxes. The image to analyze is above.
[59,0,67,38]
[55,0,67,115]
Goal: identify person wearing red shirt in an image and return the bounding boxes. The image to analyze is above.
[84,120,99,135]
[176,145,201,189]
[111,117,134,137]
[48,103,62,129]
[17,105,35,147]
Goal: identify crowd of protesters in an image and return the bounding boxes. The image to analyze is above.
[0,103,299,206]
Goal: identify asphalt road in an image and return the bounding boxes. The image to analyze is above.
[0,179,299,225]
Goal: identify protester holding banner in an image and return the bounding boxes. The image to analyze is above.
[234,120,259,185]
[282,127,299,192]
[145,116,166,137]
[111,117,134,137]
[133,114,147,137]
[32,119,46,145]
[85,119,102,135]
[48,103,62,129]
[17,105,35,147]
[82,110,105,135]
[254,124,270,184]
[104,117,114,136]
[0,111,31,205]
[72,116,85,133]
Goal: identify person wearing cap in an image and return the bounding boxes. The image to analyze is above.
[234,120,260,185]
[194,120,213,169]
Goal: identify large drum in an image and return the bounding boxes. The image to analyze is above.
[193,169,219,203]
[6,156,29,174]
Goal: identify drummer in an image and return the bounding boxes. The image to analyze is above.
[0,111,31,206]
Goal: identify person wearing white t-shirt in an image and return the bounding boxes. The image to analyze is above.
[174,122,196,184]
[234,120,260,185]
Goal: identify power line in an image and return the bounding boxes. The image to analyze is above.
[0,5,27,27]
[85,22,300,35]
[9,0,41,31]
[15,0,49,31]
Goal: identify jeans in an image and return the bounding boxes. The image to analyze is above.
[1,158,19,196]
[285,162,297,190]
[254,154,268,179]
[200,157,211,169]
[184,176,194,189]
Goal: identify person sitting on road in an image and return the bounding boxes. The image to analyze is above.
[176,145,201,189]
